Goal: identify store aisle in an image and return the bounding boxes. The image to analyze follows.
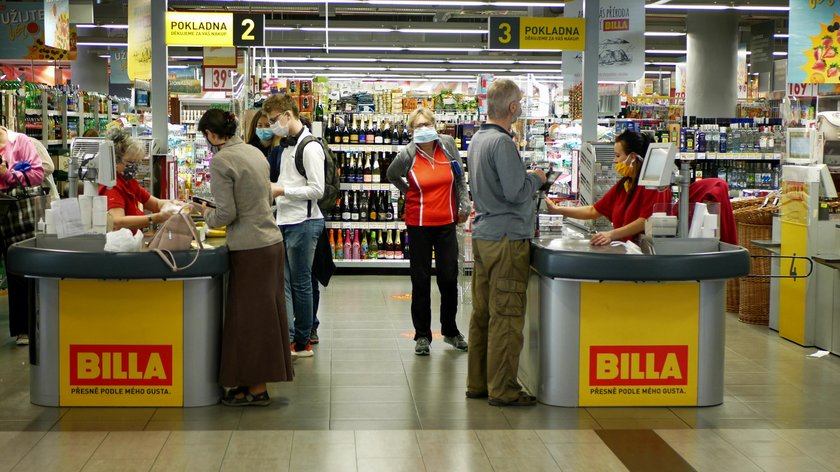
[0,276,839,471]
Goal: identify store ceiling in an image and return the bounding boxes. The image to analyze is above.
[74,0,791,79]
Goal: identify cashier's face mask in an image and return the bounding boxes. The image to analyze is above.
[614,155,636,178]
[122,162,138,180]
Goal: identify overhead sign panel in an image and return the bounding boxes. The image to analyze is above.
[233,13,264,47]
[489,17,585,51]
[166,12,234,47]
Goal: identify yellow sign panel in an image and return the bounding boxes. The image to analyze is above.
[127,0,152,81]
[166,12,233,47]
[520,17,585,50]
[59,280,184,407]
[579,282,699,406]
[779,222,809,345]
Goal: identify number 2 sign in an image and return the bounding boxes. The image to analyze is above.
[203,67,235,92]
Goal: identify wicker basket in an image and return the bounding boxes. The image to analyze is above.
[726,278,740,314]
[733,206,778,226]
[731,198,766,211]
[739,276,770,325]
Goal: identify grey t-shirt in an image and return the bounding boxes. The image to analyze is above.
[467,124,541,241]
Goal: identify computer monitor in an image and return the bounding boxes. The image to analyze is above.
[96,141,117,188]
[786,128,817,164]
[638,142,676,189]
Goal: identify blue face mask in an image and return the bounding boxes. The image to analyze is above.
[413,127,438,144]
[255,128,274,141]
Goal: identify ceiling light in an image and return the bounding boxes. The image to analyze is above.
[77,42,128,46]
[406,47,483,52]
[299,27,394,33]
[733,6,789,10]
[168,65,189,69]
[644,32,686,37]
[645,49,687,54]
[491,2,565,6]
[645,4,788,10]
[517,60,562,65]
[265,27,295,32]
[426,75,478,80]
[328,66,388,71]
[98,55,110,59]
[385,58,446,63]
[389,67,449,72]
[311,57,378,62]
[425,78,476,82]
[276,66,327,71]
[487,48,564,52]
[773,51,788,56]
[645,71,672,75]
[368,0,486,5]
[76,24,129,29]
[449,59,514,64]
[450,68,509,72]
[329,46,405,51]
[397,28,486,34]
[256,56,310,62]
[516,69,562,73]
[264,46,322,50]
[647,61,678,66]
[774,34,789,38]
[171,56,203,60]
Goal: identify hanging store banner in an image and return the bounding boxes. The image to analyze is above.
[561,0,645,84]
[789,0,840,84]
[489,17,585,51]
[203,47,237,67]
[738,44,748,99]
[59,280,184,407]
[579,282,699,407]
[166,12,233,47]
[127,0,152,81]
[751,21,776,75]
[674,62,687,99]
[0,3,76,60]
[43,0,69,50]
[110,49,131,84]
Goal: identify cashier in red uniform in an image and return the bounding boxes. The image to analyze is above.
[544,130,672,245]
[98,128,176,231]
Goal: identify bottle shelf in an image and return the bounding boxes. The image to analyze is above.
[334,259,410,268]
[677,152,783,161]
[326,221,406,230]
[339,182,398,191]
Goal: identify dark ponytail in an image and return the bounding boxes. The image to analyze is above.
[615,130,651,204]
[198,108,238,139]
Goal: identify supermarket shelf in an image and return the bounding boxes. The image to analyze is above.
[339,182,398,191]
[326,221,406,230]
[334,259,409,268]
[25,109,61,116]
[47,140,64,146]
[66,112,94,118]
[332,143,468,157]
[677,152,783,161]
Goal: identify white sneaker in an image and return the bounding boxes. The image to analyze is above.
[15,335,29,346]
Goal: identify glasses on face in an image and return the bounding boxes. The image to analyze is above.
[268,113,284,125]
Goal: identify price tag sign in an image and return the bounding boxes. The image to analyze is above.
[203,67,235,92]
[787,83,817,97]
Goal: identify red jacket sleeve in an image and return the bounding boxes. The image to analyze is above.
[594,182,619,222]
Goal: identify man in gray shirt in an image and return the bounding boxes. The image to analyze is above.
[466,79,546,407]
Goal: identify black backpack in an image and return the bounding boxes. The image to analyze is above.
[269,136,340,216]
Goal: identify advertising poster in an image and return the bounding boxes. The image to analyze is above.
[674,62,687,99]
[110,50,131,84]
[0,3,75,60]
[127,0,152,81]
[562,0,645,84]
[789,0,840,84]
[738,44,748,99]
[169,66,202,95]
[44,0,69,50]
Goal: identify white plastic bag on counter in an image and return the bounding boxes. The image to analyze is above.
[104,228,145,252]
[160,200,190,216]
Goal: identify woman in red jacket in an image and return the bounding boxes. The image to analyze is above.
[545,130,672,245]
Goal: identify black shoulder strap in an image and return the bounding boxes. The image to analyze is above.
[294,136,319,179]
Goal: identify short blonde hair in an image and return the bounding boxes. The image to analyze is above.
[105,127,145,163]
[263,94,299,118]
[486,79,522,119]
[406,107,435,132]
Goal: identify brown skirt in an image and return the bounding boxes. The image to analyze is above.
[219,241,294,386]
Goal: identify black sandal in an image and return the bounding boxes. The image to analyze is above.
[222,390,271,407]
[223,386,247,400]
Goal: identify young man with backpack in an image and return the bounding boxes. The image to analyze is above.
[264,94,333,358]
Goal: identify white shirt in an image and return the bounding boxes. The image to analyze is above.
[274,127,326,225]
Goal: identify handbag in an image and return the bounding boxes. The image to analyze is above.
[0,170,47,252]
[147,207,203,272]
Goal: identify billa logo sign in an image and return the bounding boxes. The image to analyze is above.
[590,345,688,386]
[602,19,629,31]
[69,345,172,386]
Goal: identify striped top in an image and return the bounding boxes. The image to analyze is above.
[405,145,456,227]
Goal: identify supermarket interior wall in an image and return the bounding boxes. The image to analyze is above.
[685,10,739,118]
[69,52,109,96]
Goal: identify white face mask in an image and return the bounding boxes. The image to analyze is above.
[271,119,289,137]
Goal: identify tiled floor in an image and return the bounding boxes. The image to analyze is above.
[0,275,839,471]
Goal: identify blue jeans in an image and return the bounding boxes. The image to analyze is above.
[280,218,324,349]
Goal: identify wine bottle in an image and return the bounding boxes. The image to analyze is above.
[341,153,350,183]
[352,229,361,260]
[328,229,336,258]
[361,231,369,259]
[358,117,367,145]
[383,118,392,145]
[369,191,378,221]
[384,191,394,221]
[385,230,394,259]
[403,231,410,259]
[366,117,375,143]
[372,154,381,183]
[325,115,333,143]
[363,154,372,183]
[369,230,379,259]
[397,192,405,220]
[392,121,400,145]
[394,230,402,259]
[354,154,363,183]
[374,119,383,144]
[343,229,352,260]
[401,123,410,144]
[351,191,360,221]
[341,190,351,221]
[350,116,359,144]
[377,230,385,259]
[336,229,344,259]
[341,117,350,144]
[359,190,369,222]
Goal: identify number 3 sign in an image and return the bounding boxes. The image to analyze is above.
[203,67,236,92]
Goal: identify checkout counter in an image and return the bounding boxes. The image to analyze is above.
[521,231,750,408]
[6,234,229,407]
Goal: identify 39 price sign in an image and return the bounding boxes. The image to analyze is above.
[203,67,235,92]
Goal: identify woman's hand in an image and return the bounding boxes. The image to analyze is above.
[543,197,562,214]
[271,184,285,198]
[590,231,614,246]
[458,213,469,224]
[0,161,7,176]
